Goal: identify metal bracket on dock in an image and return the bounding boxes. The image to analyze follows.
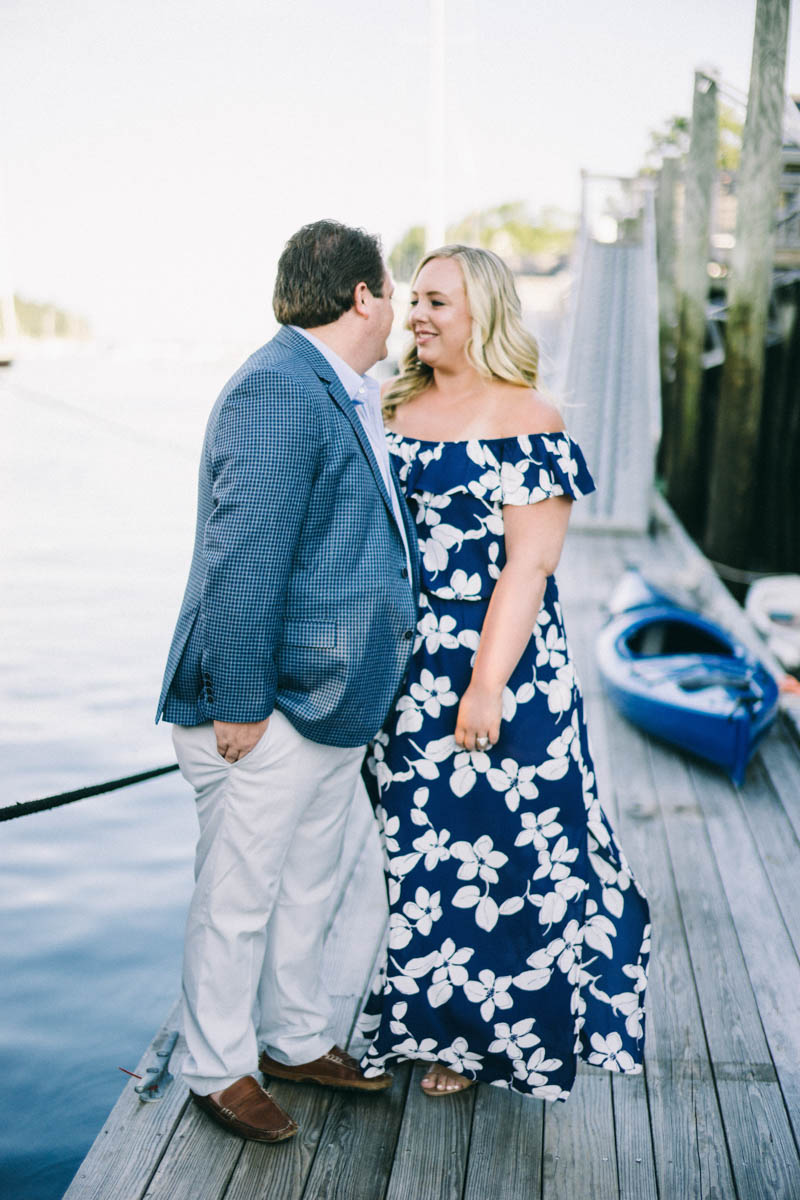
[135,1031,179,1103]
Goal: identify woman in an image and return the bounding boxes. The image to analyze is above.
[358,245,650,1100]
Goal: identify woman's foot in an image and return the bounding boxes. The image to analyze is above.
[420,1063,474,1096]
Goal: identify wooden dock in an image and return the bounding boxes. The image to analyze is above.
[64,506,800,1200]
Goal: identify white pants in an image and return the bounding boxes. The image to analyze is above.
[172,711,365,1095]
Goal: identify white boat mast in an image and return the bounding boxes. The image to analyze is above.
[427,0,446,251]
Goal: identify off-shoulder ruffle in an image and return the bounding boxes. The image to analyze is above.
[388,432,595,507]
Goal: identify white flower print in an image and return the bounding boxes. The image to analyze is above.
[532,835,579,883]
[465,439,490,468]
[392,1035,439,1060]
[464,970,514,1021]
[439,1036,484,1076]
[488,1018,540,1060]
[409,669,458,718]
[512,944,556,991]
[427,938,475,1007]
[403,887,443,936]
[450,748,490,798]
[530,1083,571,1102]
[609,986,646,1041]
[375,808,400,853]
[438,568,483,601]
[500,459,530,504]
[451,857,523,932]
[388,913,414,950]
[420,535,449,575]
[419,521,463,579]
[536,621,567,669]
[542,434,582,492]
[394,694,424,735]
[545,726,576,761]
[398,733,456,784]
[450,834,508,884]
[544,919,583,976]
[486,757,538,812]
[415,492,451,528]
[527,872,587,931]
[515,806,563,850]
[587,1032,637,1073]
[413,827,452,871]
[417,610,459,653]
[387,1002,439,1059]
[513,1045,564,1087]
[536,663,576,718]
[582,899,617,958]
[409,786,431,827]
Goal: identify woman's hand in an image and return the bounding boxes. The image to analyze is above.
[454,683,503,752]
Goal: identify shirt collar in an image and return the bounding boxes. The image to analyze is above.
[290,326,376,405]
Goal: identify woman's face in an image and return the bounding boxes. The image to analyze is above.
[409,256,472,370]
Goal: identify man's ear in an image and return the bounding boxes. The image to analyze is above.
[353,281,370,318]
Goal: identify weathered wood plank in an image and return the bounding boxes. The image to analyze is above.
[542,1066,619,1200]
[567,525,800,1196]
[759,721,800,849]
[62,1006,190,1200]
[591,660,737,1197]
[383,1063,475,1200]
[227,993,364,1200]
[736,756,800,964]
[685,755,800,1163]
[141,1100,243,1199]
[222,1081,334,1200]
[462,1086,544,1200]
[648,739,800,1199]
[610,1071,659,1200]
[297,1063,412,1200]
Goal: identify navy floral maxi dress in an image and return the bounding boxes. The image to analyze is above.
[358,431,651,1102]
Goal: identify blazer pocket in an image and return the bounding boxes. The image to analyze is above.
[281,619,338,650]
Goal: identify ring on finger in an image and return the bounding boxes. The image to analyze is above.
[475,734,490,751]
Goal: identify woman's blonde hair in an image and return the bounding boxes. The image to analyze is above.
[383,244,540,415]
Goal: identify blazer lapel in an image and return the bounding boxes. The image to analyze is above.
[280,327,396,519]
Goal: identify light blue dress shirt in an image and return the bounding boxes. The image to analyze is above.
[290,327,413,581]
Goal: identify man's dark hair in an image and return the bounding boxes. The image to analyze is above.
[273,220,385,327]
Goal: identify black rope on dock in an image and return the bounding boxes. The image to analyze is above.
[0,764,180,823]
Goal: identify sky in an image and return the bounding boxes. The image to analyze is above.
[2,0,800,342]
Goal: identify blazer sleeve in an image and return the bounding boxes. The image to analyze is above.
[200,369,320,722]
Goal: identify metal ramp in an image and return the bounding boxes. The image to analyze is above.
[557,174,661,531]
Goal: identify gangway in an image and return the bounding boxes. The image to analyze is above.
[557,173,661,531]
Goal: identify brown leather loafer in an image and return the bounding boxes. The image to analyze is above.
[191,1075,298,1142]
[259,1045,392,1092]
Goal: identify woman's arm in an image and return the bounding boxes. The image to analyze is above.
[454,494,573,750]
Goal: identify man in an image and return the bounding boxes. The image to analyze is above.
[156,220,419,1142]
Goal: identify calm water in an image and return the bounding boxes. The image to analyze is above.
[0,307,564,1199]
[0,344,252,1200]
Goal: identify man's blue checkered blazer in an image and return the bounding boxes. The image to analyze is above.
[156,325,420,748]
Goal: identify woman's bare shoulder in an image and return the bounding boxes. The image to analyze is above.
[495,386,565,436]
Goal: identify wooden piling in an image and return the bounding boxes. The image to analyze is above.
[667,71,718,532]
[704,0,792,569]
[655,155,680,478]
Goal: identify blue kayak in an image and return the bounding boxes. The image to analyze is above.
[596,567,779,785]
